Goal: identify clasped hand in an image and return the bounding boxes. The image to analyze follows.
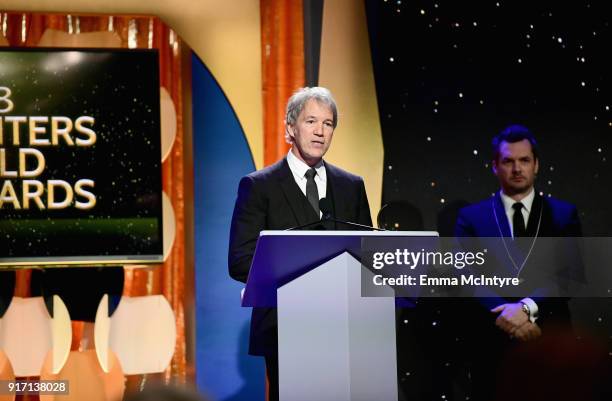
[491,303,541,341]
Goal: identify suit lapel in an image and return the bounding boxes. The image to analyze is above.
[491,192,524,275]
[324,162,338,229]
[278,158,317,227]
[526,193,543,237]
[494,192,512,237]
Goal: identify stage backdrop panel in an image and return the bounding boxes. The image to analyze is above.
[0,48,163,266]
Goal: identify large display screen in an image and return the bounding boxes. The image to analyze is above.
[0,48,163,266]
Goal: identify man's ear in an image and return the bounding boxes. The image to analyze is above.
[492,159,498,175]
[285,121,295,139]
[534,158,539,175]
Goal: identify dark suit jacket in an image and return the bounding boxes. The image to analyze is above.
[228,157,372,355]
[455,191,583,329]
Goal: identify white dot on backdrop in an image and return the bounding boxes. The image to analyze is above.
[458,92,463,98]
[389,57,395,62]
[473,150,478,155]
[420,9,425,15]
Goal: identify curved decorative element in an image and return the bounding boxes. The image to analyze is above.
[93,294,111,373]
[51,295,72,374]
[109,295,176,374]
[39,350,125,401]
[162,191,176,262]
[192,54,262,394]
[0,297,52,376]
[160,86,177,162]
[37,29,122,48]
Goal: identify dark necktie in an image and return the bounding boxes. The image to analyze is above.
[512,202,526,238]
[305,168,320,217]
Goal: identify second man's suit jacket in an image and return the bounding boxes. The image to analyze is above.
[228,157,372,355]
[454,191,583,329]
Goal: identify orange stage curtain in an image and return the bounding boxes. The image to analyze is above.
[1,12,189,392]
[261,0,306,166]
[259,3,306,399]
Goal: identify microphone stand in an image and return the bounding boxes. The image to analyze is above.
[324,216,386,231]
[285,218,329,231]
[285,214,387,231]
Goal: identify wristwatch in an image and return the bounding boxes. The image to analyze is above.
[520,301,531,319]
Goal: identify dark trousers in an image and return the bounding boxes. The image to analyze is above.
[265,353,279,401]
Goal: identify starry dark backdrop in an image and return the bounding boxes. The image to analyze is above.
[365,1,611,398]
[366,0,610,235]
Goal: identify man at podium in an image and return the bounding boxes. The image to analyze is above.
[228,87,372,401]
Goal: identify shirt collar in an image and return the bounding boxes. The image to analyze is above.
[286,149,326,182]
[500,188,535,214]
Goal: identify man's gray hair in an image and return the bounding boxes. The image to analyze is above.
[285,87,338,144]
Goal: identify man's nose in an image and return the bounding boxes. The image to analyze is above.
[313,124,324,136]
[512,162,521,173]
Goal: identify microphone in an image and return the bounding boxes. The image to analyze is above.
[319,197,332,220]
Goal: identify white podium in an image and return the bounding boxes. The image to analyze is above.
[242,230,438,401]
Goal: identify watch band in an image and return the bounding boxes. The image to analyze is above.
[520,302,531,320]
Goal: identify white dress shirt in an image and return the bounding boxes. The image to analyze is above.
[499,188,539,322]
[286,150,326,216]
